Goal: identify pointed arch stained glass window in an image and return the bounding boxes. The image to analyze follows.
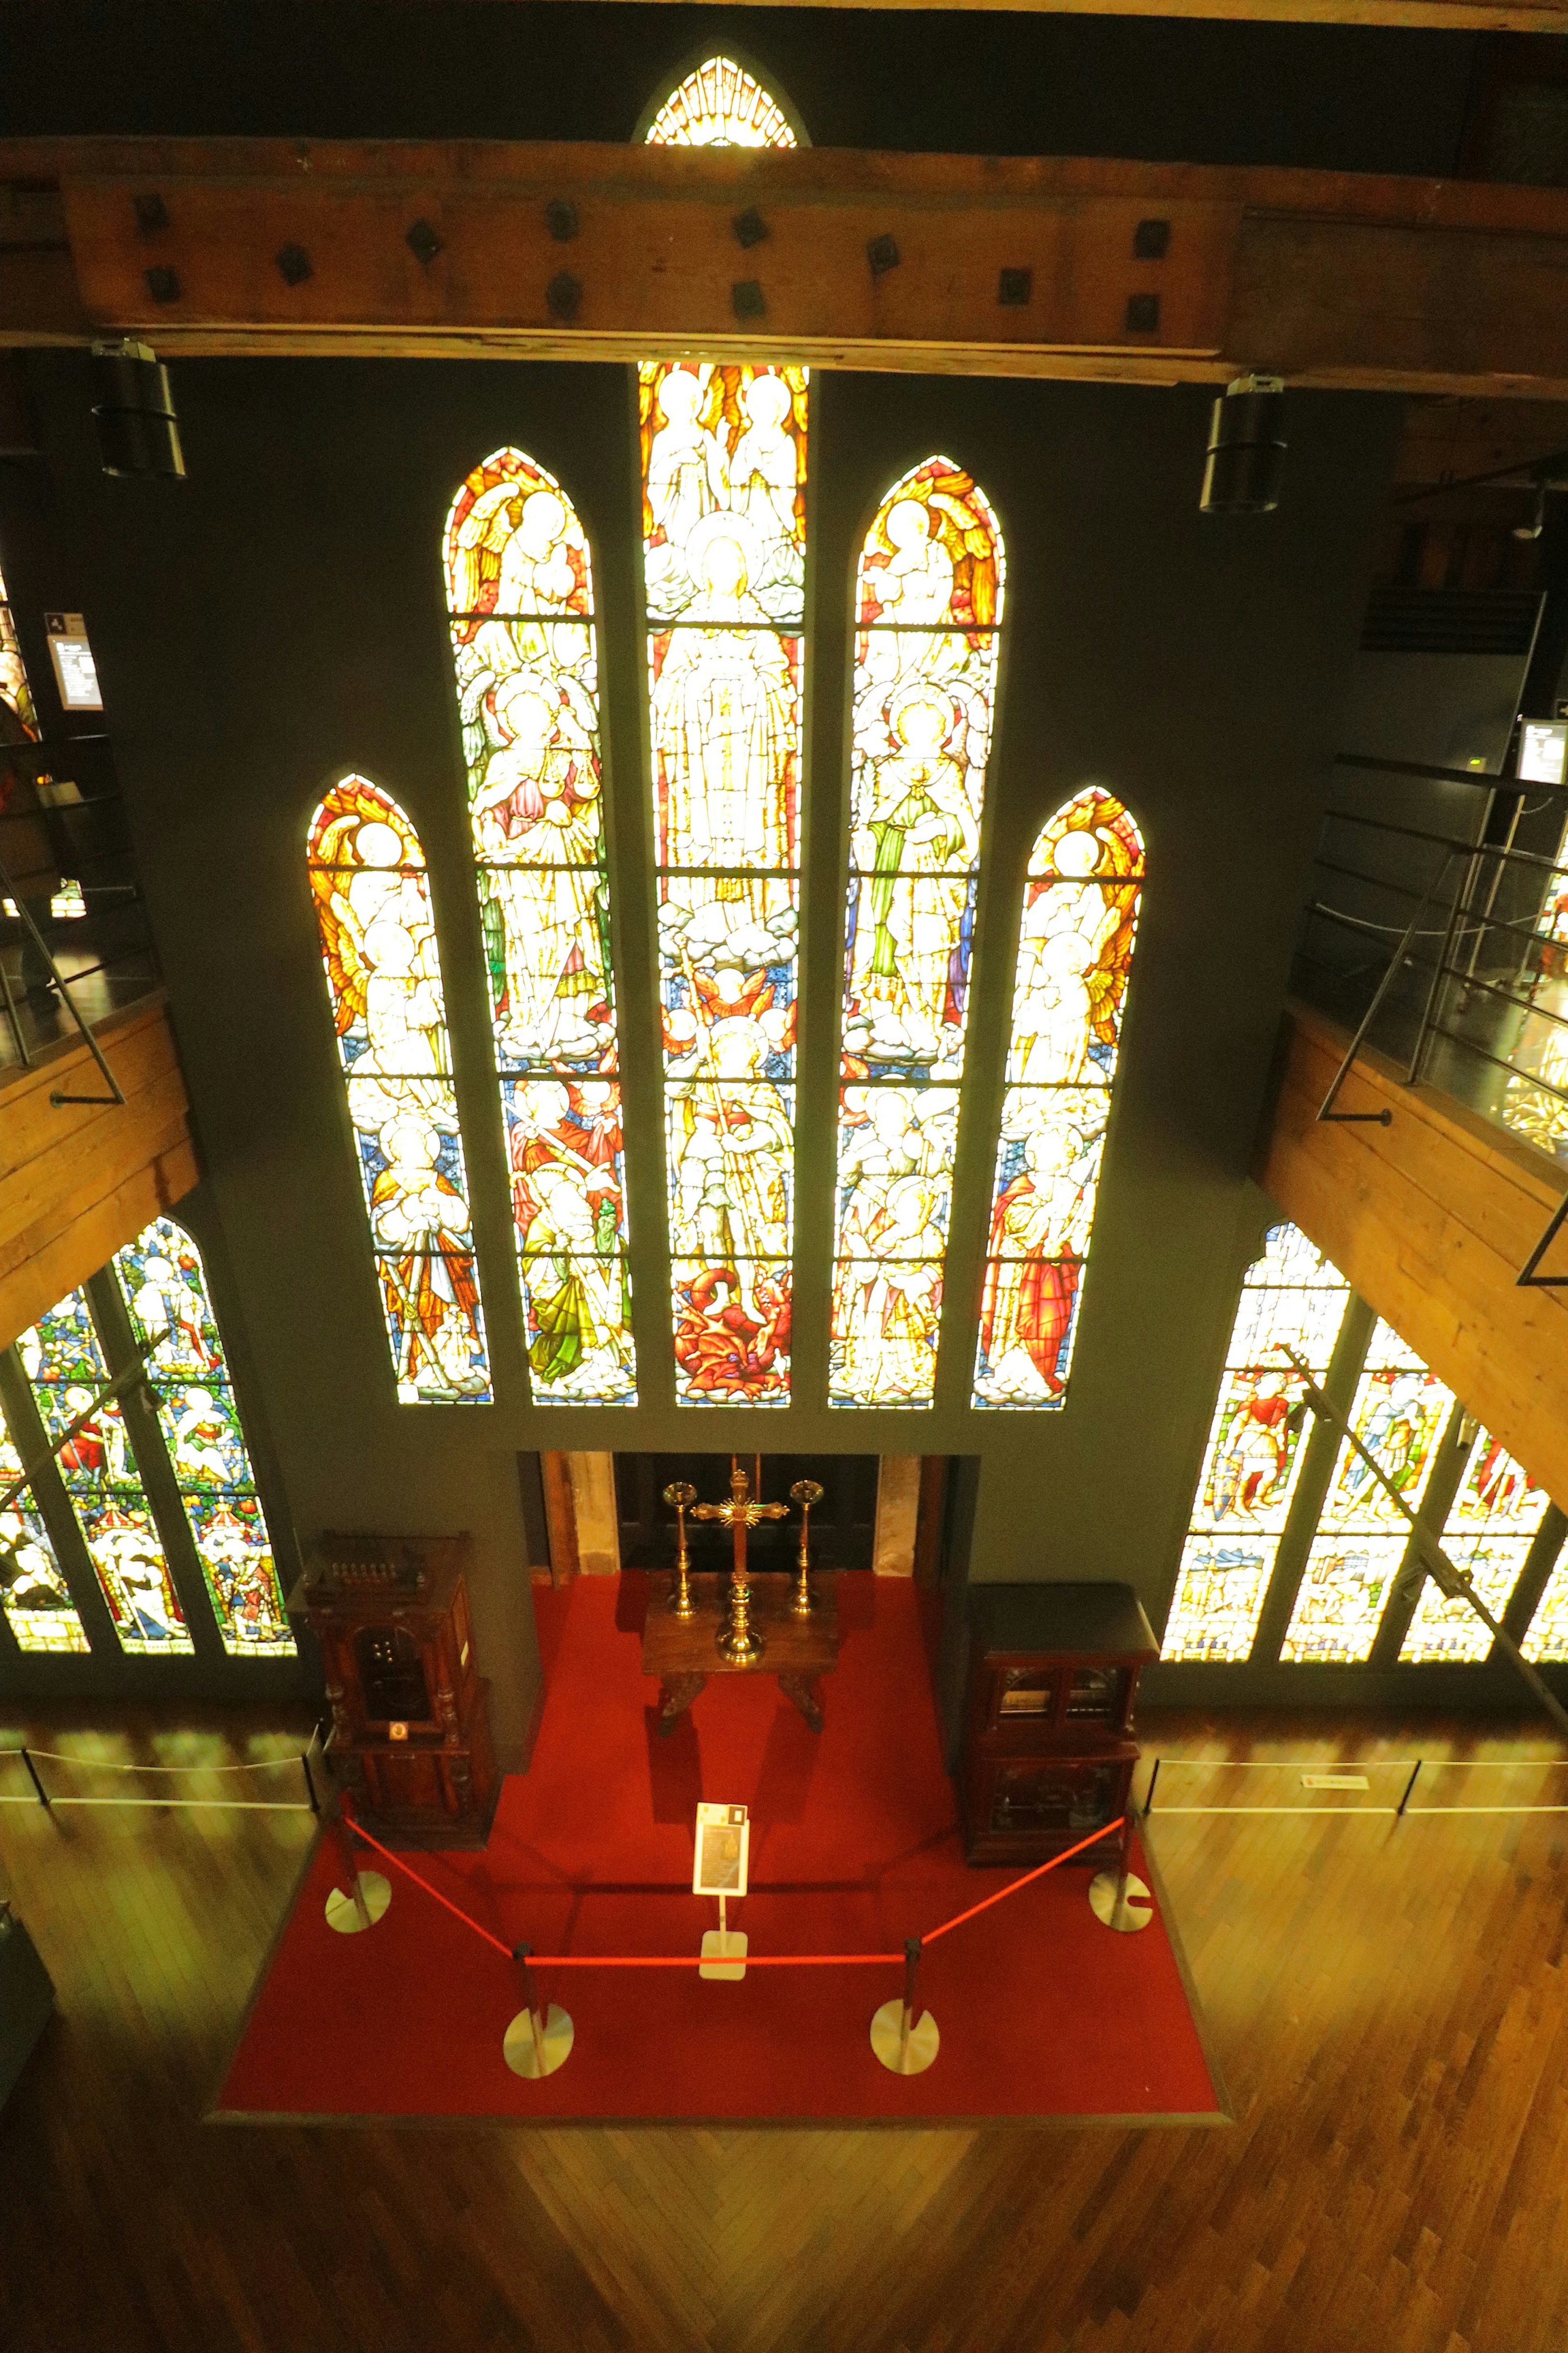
[971,790,1145,1409]
[444,451,636,1405]
[20,1290,193,1653]
[0,1401,89,1653]
[641,361,807,1404]
[1401,1427,1552,1663]
[644,56,799,148]
[0,552,37,737]
[1281,1319,1453,1662]
[831,459,1005,1409]
[1162,1223,1354,1662]
[112,1218,295,1656]
[307,778,491,1404]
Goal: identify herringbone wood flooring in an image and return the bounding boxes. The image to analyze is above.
[3,1706,1568,2353]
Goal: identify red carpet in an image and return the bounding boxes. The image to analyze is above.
[216,1577,1223,2125]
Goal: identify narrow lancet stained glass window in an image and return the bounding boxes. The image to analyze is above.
[1163,1224,1354,1662]
[0,1395,89,1653]
[641,360,806,1404]
[831,460,1004,1408]
[20,1291,192,1653]
[644,56,798,147]
[1524,1534,1568,1660]
[1281,1319,1452,1662]
[971,790,1145,1408]
[308,778,491,1404]
[0,553,37,736]
[1401,1429,1552,1663]
[445,451,636,1405]
[112,1218,295,1656]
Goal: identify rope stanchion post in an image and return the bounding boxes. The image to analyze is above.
[1089,1809,1154,1934]
[18,1747,50,1810]
[871,1934,939,2076]
[503,1940,573,2080]
[299,1752,321,1818]
[1143,1758,1161,1818]
[321,1790,390,1936]
[1396,1760,1423,1818]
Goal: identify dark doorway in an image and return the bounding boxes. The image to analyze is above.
[614,1455,880,1573]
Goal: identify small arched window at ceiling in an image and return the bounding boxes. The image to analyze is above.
[19,1288,194,1654]
[642,55,802,148]
[444,451,637,1407]
[307,777,492,1406]
[831,459,1006,1411]
[111,1216,296,1658]
[1162,1223,1354,1664]
[971,788,1146,1410]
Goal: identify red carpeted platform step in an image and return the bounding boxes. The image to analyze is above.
[216,1577,1223,2126]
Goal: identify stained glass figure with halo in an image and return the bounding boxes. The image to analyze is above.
[971,789,1145,1408]
[443,448,636,1404]
[308,777,491,1404]
[1163,1224,1354,1662]
[111,1216,295,1657]
[831,459,1005,1408]
[639,359,808,1404]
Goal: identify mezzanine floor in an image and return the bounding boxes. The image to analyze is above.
[2,1702,1566,2353]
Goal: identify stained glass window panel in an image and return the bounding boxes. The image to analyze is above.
[641,360,808,1404]
[644,56,798,149]
[0,553,37,736]
[444,448,635,1404]
[111,1218,295,1658]
[971,790,1145,1409]
[307,777,492,1404]
[832,461,1004,1408]
[20,1291,193,1653]
[1401,1431,1551,1663]
[0,1398,89,1653]
[1163,1224,1354,1663]
[1523,1537,1568,1661]
[1281,1320,1453,1662]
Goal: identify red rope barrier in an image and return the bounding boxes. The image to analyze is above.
[922,1818,1126,1944]
[343,1809,514,1960]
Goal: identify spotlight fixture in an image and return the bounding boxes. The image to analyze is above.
[89,339,185,479]
[1199,373,1285,516]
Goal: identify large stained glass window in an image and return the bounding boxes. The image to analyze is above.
[0,552,36,736]
[307,778,491,1405]
[640,360,807,1405]
[831,461,1004,1409]
[19,1291,192,1653]
[1401,1427,1552,1664]
[112,1219,295,1657]
[1281,1319,1452,1662]
[644,56,799,148]
[971,790,1145,1408]
[444,451,635,1406]
[0,1401,89,1653]
[1162,1224,1354,1662]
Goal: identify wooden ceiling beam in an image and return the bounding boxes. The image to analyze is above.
[7,137,1568,395]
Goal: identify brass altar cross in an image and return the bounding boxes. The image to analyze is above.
[693,1465,788,1664]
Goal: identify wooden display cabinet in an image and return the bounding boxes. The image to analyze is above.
[958,1583,1158,1867]
[296,1532,499,1849]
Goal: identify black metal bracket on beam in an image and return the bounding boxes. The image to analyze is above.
[1517,1190,1568,1288]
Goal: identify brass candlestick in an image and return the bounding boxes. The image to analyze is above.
[662,1482,697,1617]
[789,1479,824,1617]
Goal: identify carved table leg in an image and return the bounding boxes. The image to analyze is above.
[657,1672,707,1734]
[777,1672,824,1733]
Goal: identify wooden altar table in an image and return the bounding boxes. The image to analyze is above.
[640,1571,840,1733]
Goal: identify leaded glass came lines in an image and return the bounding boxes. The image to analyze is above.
[20,1291,193,1653]
[644,56,798,148]
[831,459,1004,1409]
[0,1396,89,1653]
[1402,1429,1550,1663]
[1282,1319,1453,1662]
[971,790,1145,1409]
[444,449,636,1405]
[0,552,36,737]
[1162,1224,1353,1662]
[307,778,491,1404]
[112,1219,295,1657]
[641,360,806,1404]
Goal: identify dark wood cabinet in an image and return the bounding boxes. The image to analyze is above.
[297,1532,499,1849]
[958,1584,1158,1866]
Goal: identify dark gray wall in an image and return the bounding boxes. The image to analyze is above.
[22,352,1396,1746]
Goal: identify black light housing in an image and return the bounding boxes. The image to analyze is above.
[90,340,185,479]
[1200,373,1285,516]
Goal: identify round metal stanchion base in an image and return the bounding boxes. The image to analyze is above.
[503,2002,575,2079]
[870,1998,940,2075]
[699,1927,748,1981]
[1088,1869,1154,1932]
[324,1870,392,1935]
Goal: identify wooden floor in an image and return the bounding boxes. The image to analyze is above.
[3,1704,1568,2353]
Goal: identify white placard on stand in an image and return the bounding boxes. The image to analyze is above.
[694,1802,749,1980]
